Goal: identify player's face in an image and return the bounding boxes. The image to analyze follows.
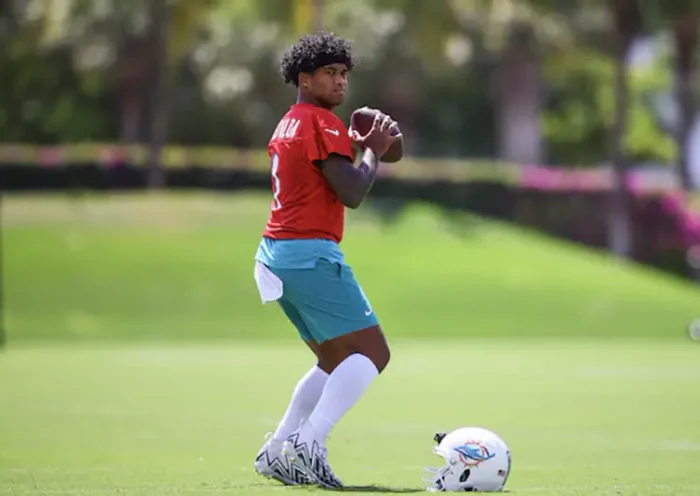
[308,63,348,108]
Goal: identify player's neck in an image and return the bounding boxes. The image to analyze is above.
[297,93,336,112]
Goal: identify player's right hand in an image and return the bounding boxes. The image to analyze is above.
[351,112,401,158]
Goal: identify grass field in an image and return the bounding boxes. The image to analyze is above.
[2,192,700,495]
[4,192,699,342]
[2,342,700,495]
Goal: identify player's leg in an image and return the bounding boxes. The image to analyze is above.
[284,325,388,488]
[278,260,389,488]
[306,323,389,437]
[254,298,326,485]
[305,262,391,443]
[268,333,330,443]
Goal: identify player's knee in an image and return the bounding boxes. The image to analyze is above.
[371,344,390,374]
[357,325,390,373]
[319,325,390,373]
[341,347,389,374]
[316,358,335,374]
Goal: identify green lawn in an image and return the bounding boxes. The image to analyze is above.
[3,192,699,342]
[1,192,700,494]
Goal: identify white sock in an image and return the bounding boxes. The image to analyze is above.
[272,366,329,441]
[306,353,379,441]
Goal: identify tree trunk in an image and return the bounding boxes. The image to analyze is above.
[608,37,633,259]
[119,91,141,144]
[146,0,172,190]
[673,14,698,192]
[494,22,542,165]
[607,0,641,259]
[313,0,324,31]
[114,40,152,145]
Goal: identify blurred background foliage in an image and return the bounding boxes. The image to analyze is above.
[1,0,697,168]
[1,0,699,269]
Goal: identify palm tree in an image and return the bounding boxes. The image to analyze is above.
[113,0,221,187]
[672,9,699,191]
[606,0,642,258]
[451,0,578,165]
[144,0,171,189]
[648,0,700,191]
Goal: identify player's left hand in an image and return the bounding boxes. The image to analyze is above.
[349,109,399,145]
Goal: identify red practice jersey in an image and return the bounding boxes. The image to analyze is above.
[262,102,355,244]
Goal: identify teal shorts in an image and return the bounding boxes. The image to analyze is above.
[269,259,379,344]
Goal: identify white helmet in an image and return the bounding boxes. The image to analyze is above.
[423,427,511,492]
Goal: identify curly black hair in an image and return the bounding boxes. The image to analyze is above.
[280,31,355,87]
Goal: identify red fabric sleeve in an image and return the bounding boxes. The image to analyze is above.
[305,113,354,164]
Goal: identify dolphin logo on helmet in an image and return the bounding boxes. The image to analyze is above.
[454,442,496,466]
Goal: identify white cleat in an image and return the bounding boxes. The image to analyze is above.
[282,426,343,489]
[254,433,311,485]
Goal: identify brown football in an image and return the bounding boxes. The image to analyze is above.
[350,107,403,163]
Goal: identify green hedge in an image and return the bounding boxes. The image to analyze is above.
[1,142,697,199]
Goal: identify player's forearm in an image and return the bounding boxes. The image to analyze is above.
[349,148,381,208]
[337,148,380,209]
[319,149,380,209]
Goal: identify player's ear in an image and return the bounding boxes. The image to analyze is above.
[299,72,310,89]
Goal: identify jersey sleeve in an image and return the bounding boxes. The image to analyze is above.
[305,113,354,164]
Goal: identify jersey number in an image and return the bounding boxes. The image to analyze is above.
[271,153,282,210]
